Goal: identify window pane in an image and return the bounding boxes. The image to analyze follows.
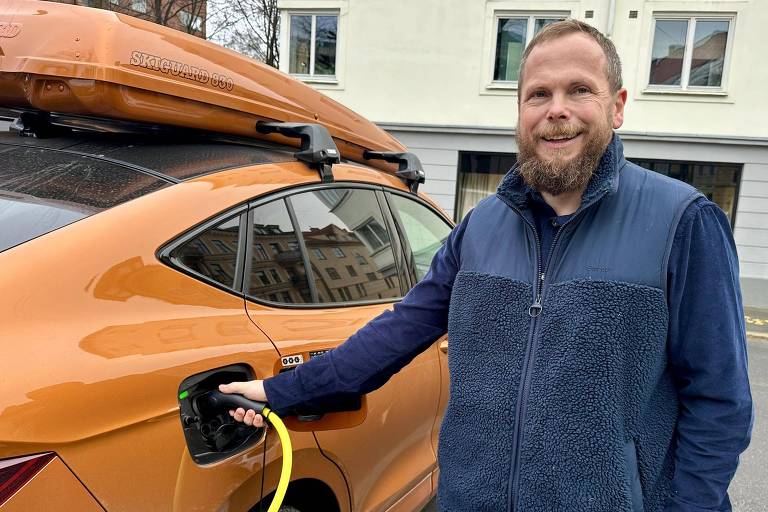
[689,20,729,87]
[389,194,453,282]
[493,18,527,81]
[289,15,311,74]
[456,151,518,221]
[291,188,401,303]
[534,18,564,35]
[649,20,688,85]
[174,216,240,288]
[248,200,312,304]
[314,15,338,76]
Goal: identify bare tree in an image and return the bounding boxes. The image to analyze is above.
[207,0,280,68]
[153,0,208,36]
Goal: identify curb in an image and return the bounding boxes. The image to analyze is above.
[747,331,768,341]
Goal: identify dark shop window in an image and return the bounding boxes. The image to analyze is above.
[628,159,742,225]
[456,151,517,221]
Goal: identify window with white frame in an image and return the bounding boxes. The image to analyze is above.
[492,13,568,84]
[648,15,734,90]
[288,13,338,77]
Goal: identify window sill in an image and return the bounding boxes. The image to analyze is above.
[485,81,519,90]
[480,82,520,96]
[641,88,728,97]
[292,75,339,85]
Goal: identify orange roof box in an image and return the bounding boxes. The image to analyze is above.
[0,0,405,168]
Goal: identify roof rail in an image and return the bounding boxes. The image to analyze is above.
[257,122,340,183]
[363,151,426,193]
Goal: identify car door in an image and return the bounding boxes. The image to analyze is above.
[243,184,442,512]
[384,191,454,475]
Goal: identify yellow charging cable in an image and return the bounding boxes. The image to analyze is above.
[261,406,293,512]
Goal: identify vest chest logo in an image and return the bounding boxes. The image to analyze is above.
[586,265,612,273]
[0,22,22,38]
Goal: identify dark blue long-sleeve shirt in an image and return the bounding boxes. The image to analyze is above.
[264,195,752,511]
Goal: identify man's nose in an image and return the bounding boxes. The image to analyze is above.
[546,92,570,121]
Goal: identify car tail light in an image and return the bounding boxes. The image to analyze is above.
[0,453,56,505]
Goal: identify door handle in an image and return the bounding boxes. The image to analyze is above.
[439,340,449,354]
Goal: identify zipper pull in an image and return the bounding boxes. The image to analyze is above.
[529,298,542,317]
[528,273,545,317]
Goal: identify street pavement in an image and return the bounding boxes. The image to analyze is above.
[729,337,767,510]
[422,335,767,512]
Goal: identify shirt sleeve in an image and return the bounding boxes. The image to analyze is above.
[263,210,470,414]
[665,198,754,512]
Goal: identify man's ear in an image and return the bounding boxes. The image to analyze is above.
[612,88,628,129]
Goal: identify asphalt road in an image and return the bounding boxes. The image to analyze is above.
[422,338,766,512]
[729,338,767,510]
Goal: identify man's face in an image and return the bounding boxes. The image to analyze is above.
[516,33,627,195]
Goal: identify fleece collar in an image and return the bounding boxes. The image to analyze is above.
[496,133,625,212]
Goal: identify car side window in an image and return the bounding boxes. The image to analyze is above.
[290,188,402,304]
[172,215,241,288]
[247,199,312,304]
[387,193,453,282]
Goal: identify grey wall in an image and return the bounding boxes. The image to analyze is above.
[386,128,517,219]
[385,125,768,309]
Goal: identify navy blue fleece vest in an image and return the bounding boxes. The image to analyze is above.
[438,137,701,512]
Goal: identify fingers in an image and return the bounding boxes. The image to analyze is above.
[218,382,244,394]
[228,407,265,427]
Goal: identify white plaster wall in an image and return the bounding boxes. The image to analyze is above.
[278,0,768,140]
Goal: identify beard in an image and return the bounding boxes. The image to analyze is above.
[516,118,612,196]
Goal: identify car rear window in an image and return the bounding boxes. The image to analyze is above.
[0,144,169,252]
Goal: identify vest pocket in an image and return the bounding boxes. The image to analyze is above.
[623,438,644,512]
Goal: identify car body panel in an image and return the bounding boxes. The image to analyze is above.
[0,162,306,509]
[1,1,452,503]
[0,156,446,510]
[1,456,104,511]
[243,178,443,511]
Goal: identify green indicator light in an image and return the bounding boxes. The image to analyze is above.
[179,390,189,400]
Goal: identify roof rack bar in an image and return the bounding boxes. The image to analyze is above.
[362,151,426,193]
[256,122,340,183]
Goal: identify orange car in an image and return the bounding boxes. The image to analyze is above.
[0,2,452,511]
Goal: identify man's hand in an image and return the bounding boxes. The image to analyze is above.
[218,380,268,428]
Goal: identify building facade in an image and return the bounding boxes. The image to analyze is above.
[276,0,768,308]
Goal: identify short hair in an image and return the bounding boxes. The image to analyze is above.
[518,19,623,94]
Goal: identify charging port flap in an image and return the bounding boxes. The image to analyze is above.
[178,364,265,465]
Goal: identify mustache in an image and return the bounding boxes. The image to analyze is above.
[535,124,585,139]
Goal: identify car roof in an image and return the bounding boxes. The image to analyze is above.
[0,129,297,253]
[0,130,296,182]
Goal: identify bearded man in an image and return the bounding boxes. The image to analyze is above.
[221,20,753,512]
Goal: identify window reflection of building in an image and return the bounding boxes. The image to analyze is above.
[303,223,398,303]
[301,188,402,303]
[249,223,309,303]
[177,218,239,287]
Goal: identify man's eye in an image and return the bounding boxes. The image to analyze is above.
[575,86,590,94]
[532,90,548,98]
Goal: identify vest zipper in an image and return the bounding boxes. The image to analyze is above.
[504,204,582,512]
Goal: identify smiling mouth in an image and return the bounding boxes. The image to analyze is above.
[542,133,580,142]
